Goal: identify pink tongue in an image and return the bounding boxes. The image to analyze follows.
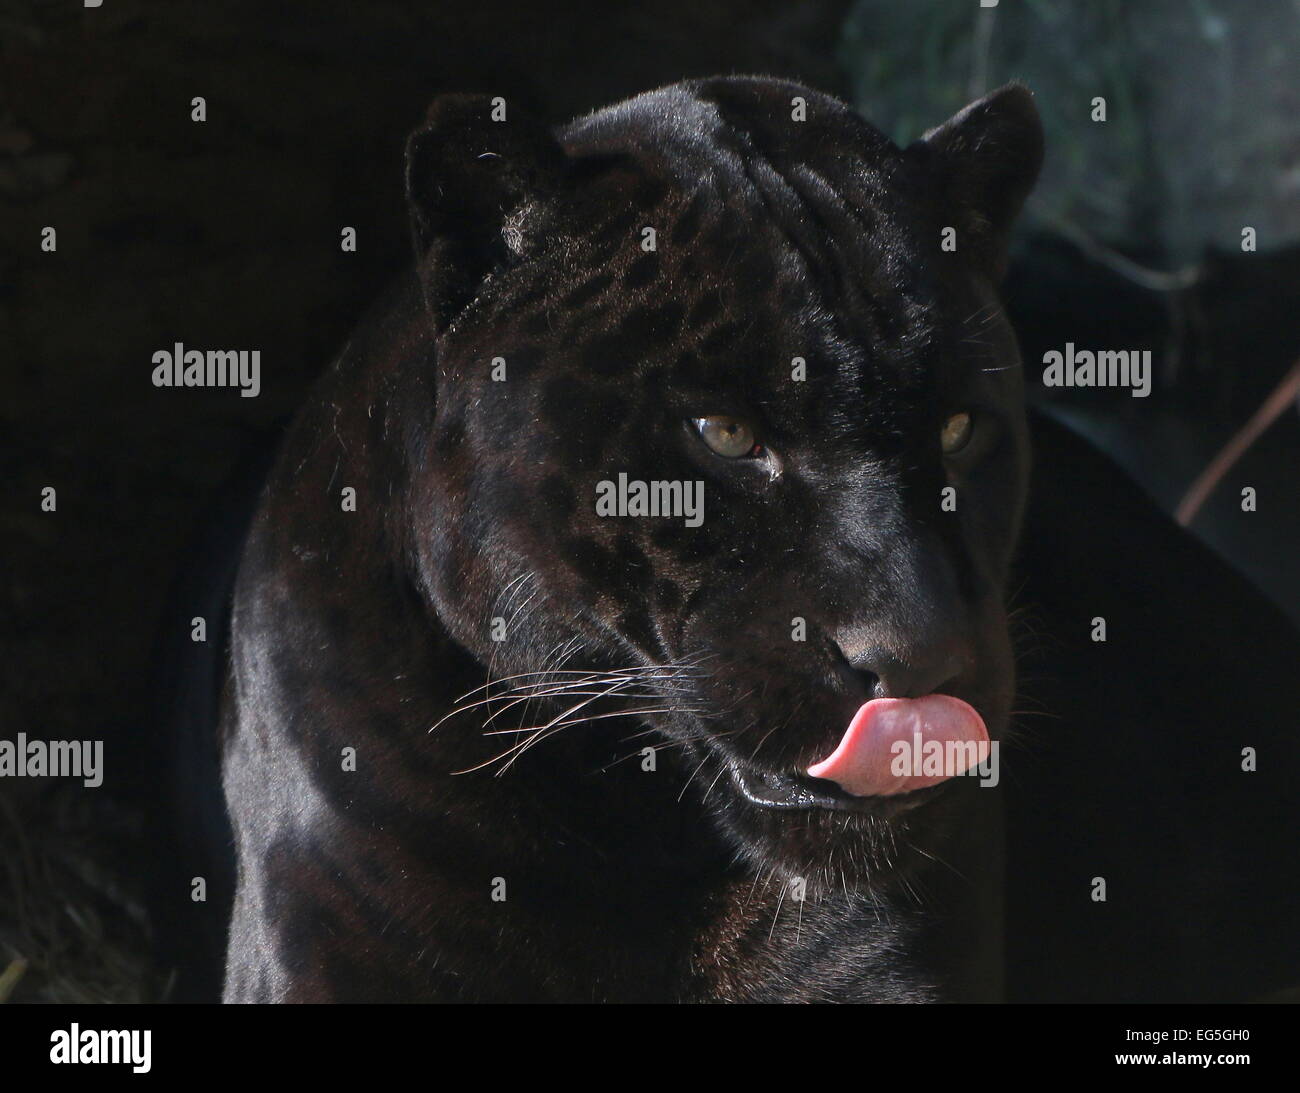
[807,695,989,797]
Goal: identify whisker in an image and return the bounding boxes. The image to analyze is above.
[429,668,704,734]
[677,752,715,803]
[482,705,709,736]
[478,684,692,729]
[498,692,703,773]
[457,674,654,776]
[448,662,709,706]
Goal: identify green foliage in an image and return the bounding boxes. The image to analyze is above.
[841,0,1300,261]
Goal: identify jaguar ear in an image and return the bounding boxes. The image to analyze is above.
[915,83,1044,280]
[405,94,565,332]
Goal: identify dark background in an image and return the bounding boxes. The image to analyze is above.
[2,1,1297,1002]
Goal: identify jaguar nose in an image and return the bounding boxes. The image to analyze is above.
[841,645,970,700]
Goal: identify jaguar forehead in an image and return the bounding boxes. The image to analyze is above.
[557,79,937,353]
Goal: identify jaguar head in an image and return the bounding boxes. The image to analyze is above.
[404,76,1043,890]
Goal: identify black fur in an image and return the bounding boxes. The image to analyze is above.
[219,76,1043,1002]
[212,76,1300,1003]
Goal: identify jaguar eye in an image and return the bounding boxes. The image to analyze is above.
[940,411,973,455]
[694,416,757,459]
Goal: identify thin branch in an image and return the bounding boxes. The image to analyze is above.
[1176,356,1300,526]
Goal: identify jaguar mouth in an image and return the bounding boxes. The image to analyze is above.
[728,761,944,814]
[725,694,991,814]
